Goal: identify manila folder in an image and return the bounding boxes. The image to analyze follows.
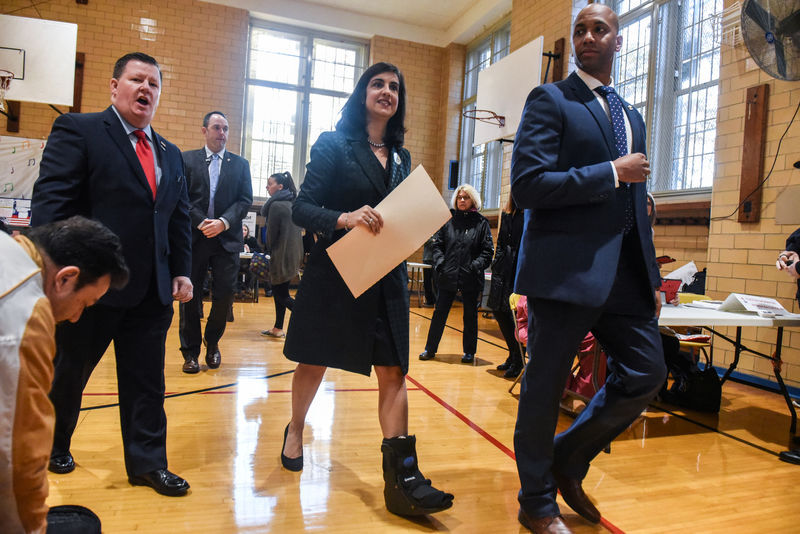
[327,165,451,298]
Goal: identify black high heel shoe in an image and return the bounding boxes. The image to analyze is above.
[281,423,303,471]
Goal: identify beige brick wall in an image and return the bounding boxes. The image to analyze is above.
[706,3,800,387]
[370,36,445,189]
[1,0,248,154]
[654,224,708,274]
[371,36,450,263]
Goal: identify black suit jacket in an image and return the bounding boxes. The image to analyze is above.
[31,106,192,307]
[182,148,253,253]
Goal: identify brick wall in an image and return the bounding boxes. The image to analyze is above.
[706,10,800,385]
[370,36,445,188]
[1,0,248,154]
[371,36,449,263]
[654,224,709,274]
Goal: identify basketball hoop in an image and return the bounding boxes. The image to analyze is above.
[0,70,14,113]
[462,109,505,127]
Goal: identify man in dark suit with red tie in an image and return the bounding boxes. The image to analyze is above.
[510,5,666,533]
[178,111,252,373]
[31,52,193,497]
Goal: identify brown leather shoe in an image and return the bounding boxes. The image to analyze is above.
[205,346,221,369]
[552,471,600,523]
[518,510,573,534]
[182,357,199,374]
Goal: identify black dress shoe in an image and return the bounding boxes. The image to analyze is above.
[461,353,475,364]
[518,509,573,534]
[552,470,600,523]
[419,350,435,360]
[504,362,523,378]
[128,469,190,496]
[49,453,75,474]
[182,357,199,374]
[497,356,512,371]
[281,423,303,471]
[205,345,221,369]
[779,448,800,464]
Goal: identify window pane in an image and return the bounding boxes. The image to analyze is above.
[311,39,364,92]
[459,23,510,210]
[246,85,300,194]
[616,0,652,16]
[249,28,304,85]
[615,13,651,109]
[306,93,348,163]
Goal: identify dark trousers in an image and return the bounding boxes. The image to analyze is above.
[50,284,173,476]
[494,306,521,360]
[514,240,666,518]
[422,265,437,304]
[272,281,294,329]
[179,237,238,356]
[424,288,479,354]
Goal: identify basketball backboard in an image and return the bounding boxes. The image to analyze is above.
[473,36,543,145]
[0,14,77,107]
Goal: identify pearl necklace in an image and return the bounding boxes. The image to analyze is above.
[367,138,386,148]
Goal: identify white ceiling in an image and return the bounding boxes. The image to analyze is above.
[204,0,512,47]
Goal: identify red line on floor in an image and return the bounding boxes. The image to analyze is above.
[199,387,423,395]
[406,375,514,459]
[405,374,625,534]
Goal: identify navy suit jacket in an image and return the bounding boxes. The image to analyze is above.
[31,106,192,307]
[511,72,660,308]
[182,148,253,254]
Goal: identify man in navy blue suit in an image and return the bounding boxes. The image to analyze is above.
[31,52,193,497]
[510,5,666,533]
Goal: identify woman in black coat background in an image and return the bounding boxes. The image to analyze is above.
[279,62,453,517]
[419,183,494,363]
[488,196,525,377]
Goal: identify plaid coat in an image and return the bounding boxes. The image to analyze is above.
[284,130,412,376]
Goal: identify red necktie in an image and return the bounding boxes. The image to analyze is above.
[133,129,157,200]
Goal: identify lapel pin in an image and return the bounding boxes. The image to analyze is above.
[627,105,633,110]
[160,140,166,150]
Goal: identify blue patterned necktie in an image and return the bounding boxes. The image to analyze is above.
[207,153,220,218]
[595,85,628,157]
[596,85,634,234]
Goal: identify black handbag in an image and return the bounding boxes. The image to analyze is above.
[663,350,721,413]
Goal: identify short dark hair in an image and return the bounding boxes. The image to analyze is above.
[27,216,129,291]
[269,171,297,196]
[113,52,162,81]
[203,111,227,127]
[336,62,407,148]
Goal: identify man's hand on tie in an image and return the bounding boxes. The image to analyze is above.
[614,152,650,184]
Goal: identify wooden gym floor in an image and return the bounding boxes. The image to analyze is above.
[45,294,800,533]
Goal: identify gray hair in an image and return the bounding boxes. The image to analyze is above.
[451,183,482,211]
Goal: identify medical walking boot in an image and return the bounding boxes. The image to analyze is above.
[381,435,454,516]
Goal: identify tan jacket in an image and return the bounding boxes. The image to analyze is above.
[0,233,56,534]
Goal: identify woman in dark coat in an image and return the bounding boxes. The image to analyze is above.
[419,183,494,363]
[488,196,525,377]
[260,171,303,338]
[280,62,453,517]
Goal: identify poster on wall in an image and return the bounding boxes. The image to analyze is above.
[0,134,46,226]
